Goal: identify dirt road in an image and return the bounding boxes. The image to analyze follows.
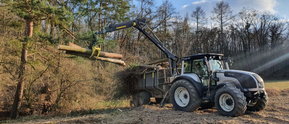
[11,89,289,124]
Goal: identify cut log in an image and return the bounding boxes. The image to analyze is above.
[58,45,123,59]
[99,52,123,59]
[94,57,126,66]
[58,43,126,66]
[68,42,82,49]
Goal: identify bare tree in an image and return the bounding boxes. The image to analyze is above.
[191,6,206,52]
[173,15,192,57]
[212,1,232,54]
[156,0,175,34]
[154,0,176,58]
[191,6,206,33]
[269,18,286,48]
[235,9,258,52]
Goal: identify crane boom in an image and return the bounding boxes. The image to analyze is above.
[94,18,178,75]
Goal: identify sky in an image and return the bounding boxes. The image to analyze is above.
[151,0,289,20]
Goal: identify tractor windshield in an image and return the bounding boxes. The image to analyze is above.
[208,59,223,71]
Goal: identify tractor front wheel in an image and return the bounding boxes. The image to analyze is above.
[215,85,247,116]
[247,92,267,111]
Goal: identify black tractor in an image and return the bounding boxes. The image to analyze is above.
[169,53,267,116]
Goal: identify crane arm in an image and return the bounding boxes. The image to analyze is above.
[94,18,178,75]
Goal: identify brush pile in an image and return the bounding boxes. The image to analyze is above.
[115,65,158,96]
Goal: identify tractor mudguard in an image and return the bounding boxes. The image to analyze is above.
[215,82,244,92]
[172,76,204,97]
[208,82,244,102]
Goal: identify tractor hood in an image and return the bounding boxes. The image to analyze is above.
[214,70,265,91]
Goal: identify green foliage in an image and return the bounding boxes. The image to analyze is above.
[76,0,130,30]
[78,31,95,41]
[8,21,22,28]
[93,100,130,109]
[34,31,54,43]
[96,37,118,50]
[47,6,73,27]
[8,0,50,20]
[7,0,72,24]
[76,32,117,50]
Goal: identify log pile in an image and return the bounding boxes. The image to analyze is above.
[58,43,126,66]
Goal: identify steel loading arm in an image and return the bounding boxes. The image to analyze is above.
[94,18,178,75]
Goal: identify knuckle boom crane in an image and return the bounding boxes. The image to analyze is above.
[92,18,178,75]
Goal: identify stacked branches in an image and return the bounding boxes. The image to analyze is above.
[115,65,157,97]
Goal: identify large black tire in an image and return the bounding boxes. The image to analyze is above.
[215,85,247,117]
[132,91,151,107]
[170,79,201,112]
[247,92,267,111]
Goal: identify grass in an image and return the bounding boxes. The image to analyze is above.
[0,99,131,123]
[94,99,130,109]
[265,80,289,89]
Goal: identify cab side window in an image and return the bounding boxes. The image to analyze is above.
[192,59,208,77]
[184,60,192,73]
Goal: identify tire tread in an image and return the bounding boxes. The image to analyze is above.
[215,85,247,116]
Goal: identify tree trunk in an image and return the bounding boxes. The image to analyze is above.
[3,11,6,34]
[11,20,33,119]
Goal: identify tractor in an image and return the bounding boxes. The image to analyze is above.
[92,18,268,117]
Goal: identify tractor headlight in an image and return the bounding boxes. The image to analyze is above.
[253,74,264,88]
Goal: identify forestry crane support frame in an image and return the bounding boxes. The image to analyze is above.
[92,18,178,75]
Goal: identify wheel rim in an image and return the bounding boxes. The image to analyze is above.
[174,87,190,107]
[248,100,257,107]
[219,93,235,112]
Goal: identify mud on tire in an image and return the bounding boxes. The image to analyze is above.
[170,79,201,112]
[215,85,247,117]
[247,92,268,111]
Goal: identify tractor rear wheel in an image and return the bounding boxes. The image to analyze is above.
[170,79,201,112]
[132,91,151,107]
[247,92,267,111]
[215,85,247,116]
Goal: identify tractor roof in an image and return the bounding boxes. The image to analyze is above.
[182,53,224,60]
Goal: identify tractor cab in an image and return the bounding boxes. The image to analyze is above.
[181,53,227,86]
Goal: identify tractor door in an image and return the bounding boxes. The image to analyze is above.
[192,59,210,86]
[182,59,210,86]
